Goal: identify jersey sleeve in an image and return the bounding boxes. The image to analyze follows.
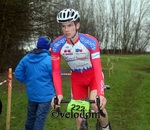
[51,46,63,96]
[51,36,66,96]
[90,41,104,96]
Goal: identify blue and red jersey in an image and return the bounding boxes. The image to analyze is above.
[51,33,104,97]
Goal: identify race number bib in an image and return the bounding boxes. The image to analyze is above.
[67,100,90,113]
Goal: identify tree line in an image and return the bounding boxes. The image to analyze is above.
[0,0,149,72]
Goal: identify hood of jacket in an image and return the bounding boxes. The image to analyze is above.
[26,49,50,63]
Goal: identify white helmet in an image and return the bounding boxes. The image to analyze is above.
[57,8,80,23]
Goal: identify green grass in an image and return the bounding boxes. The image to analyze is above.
[0,54,150,130]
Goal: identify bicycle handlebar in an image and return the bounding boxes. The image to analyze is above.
[54,85,111,117]
[60,99,94,104]
[54,96,106,117]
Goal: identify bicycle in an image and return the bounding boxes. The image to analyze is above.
[52,85,111,130]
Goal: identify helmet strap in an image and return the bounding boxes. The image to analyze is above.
[69,30,78,46]
[69,23,78,45]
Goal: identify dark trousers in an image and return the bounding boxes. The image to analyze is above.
[25,100,51,130]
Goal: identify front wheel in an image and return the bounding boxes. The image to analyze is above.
[79,118,89,130]
[96,119,102,130]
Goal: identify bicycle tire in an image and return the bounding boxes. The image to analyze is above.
[96,119,102,130]
[79,118,89,130]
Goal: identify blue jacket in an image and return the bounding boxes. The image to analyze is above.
[14,49,55,102]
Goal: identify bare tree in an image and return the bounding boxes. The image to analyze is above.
[97,0,150,54]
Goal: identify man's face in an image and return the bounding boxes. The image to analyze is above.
[61,21,80,39]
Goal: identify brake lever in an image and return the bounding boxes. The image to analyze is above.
[96,96,106,118]
[54,96,60,112]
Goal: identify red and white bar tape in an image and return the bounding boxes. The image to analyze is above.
[0,80,7,86]
[0,73,69,86]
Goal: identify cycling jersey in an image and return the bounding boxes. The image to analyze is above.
[51,33,104,99]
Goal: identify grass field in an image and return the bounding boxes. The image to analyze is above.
[0,54,150,130]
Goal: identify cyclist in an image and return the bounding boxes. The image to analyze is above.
[51,8,111,130]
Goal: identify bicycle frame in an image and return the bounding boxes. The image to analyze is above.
[53,85,111,130]
[80,85,111,130]
[79,96,105,130]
